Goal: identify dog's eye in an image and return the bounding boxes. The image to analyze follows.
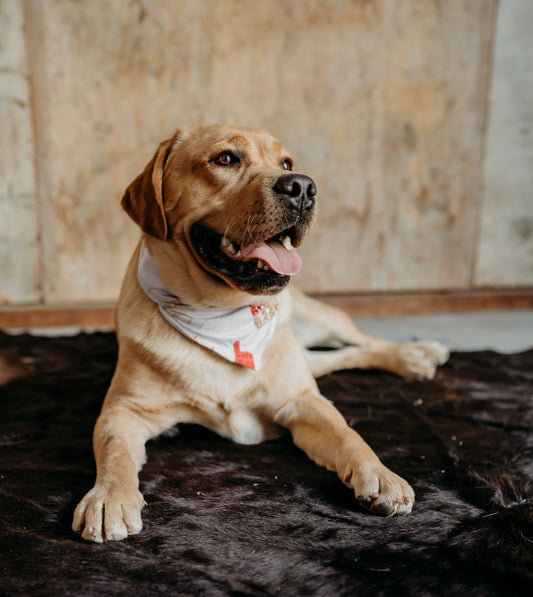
[213,151,240,167]
[281,158,293,171]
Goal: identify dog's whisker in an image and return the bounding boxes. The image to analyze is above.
[243,213,260,245]
[223,217,240,244]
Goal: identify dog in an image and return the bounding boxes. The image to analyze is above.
[72,124,449,542]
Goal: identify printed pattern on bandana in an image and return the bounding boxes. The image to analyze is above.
[137,242,279,370]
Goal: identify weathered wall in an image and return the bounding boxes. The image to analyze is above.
[0,0,531,306]
[0,0,40,303]
[295,0,495,293]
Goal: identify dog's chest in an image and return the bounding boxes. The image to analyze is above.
[148,335,283,443]
[186,367,283,445]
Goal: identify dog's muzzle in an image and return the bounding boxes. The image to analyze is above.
[190,172,317,295]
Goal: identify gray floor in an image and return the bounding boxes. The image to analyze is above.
[354,310,533,354]
[7,310,533,354]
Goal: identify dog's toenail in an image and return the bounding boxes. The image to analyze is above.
[372,502,393,517]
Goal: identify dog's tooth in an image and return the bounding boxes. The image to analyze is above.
[221,236,230,248]
[282,236,295,251]
[257,259,265,269]
[236,250,243,258]
[227,243,236,255]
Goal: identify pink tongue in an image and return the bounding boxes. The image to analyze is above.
[240,241,302,275]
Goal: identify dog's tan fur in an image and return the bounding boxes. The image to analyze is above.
[72,124,448,542]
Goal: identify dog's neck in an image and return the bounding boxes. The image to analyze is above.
[137,242,279,370]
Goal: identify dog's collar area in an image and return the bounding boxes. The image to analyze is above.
[137,242,279,370]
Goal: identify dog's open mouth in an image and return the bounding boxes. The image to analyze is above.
[190,223,302,292]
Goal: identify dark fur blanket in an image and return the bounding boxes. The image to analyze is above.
[1,332,532,596]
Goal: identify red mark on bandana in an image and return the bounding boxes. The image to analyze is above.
[233,341,255,369]
[250,305,265,317]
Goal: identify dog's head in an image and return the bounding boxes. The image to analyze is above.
[122,124,317,298]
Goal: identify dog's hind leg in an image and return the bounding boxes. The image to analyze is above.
[290,288,449,379]
[290,287,374,349]
[302,343,446,379]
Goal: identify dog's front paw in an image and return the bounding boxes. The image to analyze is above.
[72,484,145,542]
[343,463,415,517]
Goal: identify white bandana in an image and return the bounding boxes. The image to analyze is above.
[137,242,279,370]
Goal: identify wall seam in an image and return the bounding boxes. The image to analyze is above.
[22,0,47,306]
[470,0,499,288]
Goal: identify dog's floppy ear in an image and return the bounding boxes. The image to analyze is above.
[121,134,178,240]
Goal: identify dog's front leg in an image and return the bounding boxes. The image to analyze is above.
[72,403,152,542]
[275,392,414,516]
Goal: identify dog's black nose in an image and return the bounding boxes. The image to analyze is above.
[273,173,316,211]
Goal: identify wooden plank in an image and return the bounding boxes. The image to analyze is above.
[475,0,533,286]
[0,0,41,303]
[1,289,532,330]
[24,0,497,303]
[318,289,533,317]
[0,303,115,330]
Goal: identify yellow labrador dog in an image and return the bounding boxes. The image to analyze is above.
[73,124,448,542]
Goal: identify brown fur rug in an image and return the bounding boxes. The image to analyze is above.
[0,331,532,596]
